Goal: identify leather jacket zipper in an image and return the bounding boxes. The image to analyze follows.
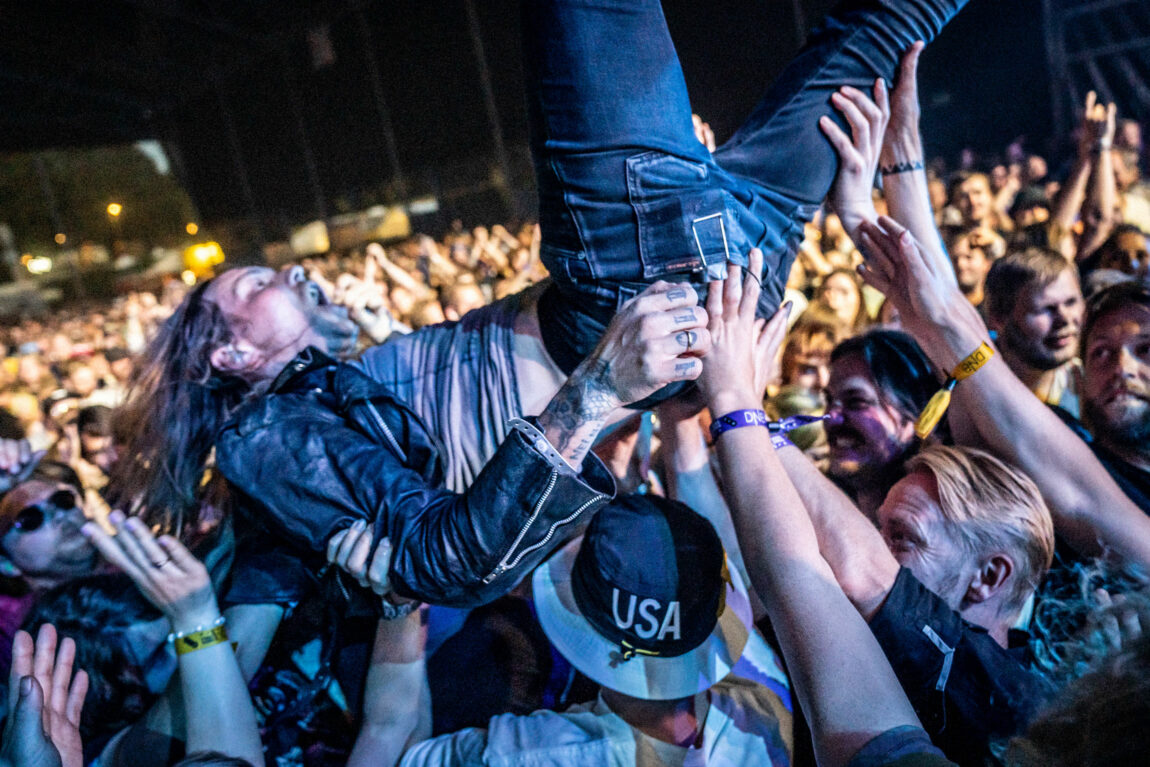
[483,471,604,584]
[364,400,407,463]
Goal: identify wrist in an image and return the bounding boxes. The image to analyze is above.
[707,390,762,417]
[880,132,923,164]
[169,604,223,635]
[565,359,623,418]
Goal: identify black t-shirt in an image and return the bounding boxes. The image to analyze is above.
[869,568,1052,766]
[1050,405,1150,515]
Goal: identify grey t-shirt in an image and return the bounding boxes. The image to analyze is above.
[353,291,526,493]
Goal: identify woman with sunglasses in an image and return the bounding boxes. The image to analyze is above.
[0,449,100,687]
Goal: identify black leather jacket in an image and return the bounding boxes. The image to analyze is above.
[216,347,614,608]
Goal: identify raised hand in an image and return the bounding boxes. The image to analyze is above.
[3,625,87,767]
[1078,90,1117,158]
[882,41,924,160]
[697,249,773,409]
[692,114,717,153]
[580,281,712,409]
[326,520,394,598]
[81,511,219,634]
[856,216,985,372]
[0,440,45,496]
[820,79,889,239]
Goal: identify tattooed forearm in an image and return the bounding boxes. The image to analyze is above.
[537,358,620,468]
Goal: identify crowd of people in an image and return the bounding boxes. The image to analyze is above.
[2,1,1150,766]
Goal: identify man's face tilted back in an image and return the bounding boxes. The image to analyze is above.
[1083,302,1150,452]
[204,265,359,382]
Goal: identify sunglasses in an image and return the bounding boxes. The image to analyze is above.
[10,490,80,533]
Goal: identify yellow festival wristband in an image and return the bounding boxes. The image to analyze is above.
[915,342,995,439]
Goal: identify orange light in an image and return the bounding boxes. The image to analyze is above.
[53,233,66,245]
[106,203,123,217]
[186,223,199,236]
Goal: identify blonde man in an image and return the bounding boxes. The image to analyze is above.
[776,442,1055,764]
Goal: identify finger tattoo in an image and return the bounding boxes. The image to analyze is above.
[666,288,688,301]
[676,330,697,349]
[674,312,696,325]
[675,361,696,376]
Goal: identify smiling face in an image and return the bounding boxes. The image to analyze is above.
[997,269,1083,371]
[0,480,97,589]
[825,354,917,485]
[204,265,358,381]
[1083,304,1150,450]
[877,471,972,609]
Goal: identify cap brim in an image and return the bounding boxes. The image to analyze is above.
[532,538,752,701]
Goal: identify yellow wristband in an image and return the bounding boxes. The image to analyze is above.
[174,625,229,656]
[915,342,995,440]
[951,341,994,381]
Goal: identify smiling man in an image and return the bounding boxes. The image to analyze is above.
[823,330,939,520]
[985,248,1085,417]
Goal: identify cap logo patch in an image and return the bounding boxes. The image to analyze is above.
[612,588,681,641]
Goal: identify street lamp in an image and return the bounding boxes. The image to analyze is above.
[106,202,123,218]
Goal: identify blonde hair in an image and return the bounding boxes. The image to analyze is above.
[907,445,1054,612]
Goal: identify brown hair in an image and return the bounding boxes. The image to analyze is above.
[984,248,1077,323]
[108,281,249,535]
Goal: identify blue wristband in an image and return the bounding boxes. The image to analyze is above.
[770,433,794,450]
[710,409,769,441]
[768,414,828,434]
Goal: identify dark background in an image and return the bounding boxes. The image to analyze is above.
[0,0,1077,237]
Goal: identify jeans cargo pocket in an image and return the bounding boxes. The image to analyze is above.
[626,151,747,281]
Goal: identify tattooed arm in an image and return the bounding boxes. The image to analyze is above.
[537,281,713,468]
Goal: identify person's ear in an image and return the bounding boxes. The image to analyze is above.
[964,554,1013,606]
[0,554,23,578]
[209,343,255,374]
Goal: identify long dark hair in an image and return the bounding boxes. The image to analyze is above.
[108,281,250,535]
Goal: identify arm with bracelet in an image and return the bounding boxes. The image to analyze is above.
[697,250,947,767]
[82,512,263,767]
[857,215,1150,569]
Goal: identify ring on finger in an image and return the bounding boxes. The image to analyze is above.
[150,557,172,569]
[742,266,762,289]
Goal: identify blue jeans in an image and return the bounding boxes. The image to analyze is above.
[527,0,968,374]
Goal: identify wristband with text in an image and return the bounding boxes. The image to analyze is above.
[173,624,230,656]
[769,414,829,433]
[770,433,794,450]
[915,341,995,439]
[710,409,768,441]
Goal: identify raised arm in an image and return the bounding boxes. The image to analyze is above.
[878,42,954,277]
[858,216,1150,568]
[325,525,430,767]
[698,250,928,767]
[83,513,263,767]
[1077,97,1118,260]
[1049,92,1117,261]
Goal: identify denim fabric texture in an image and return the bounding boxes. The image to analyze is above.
[525,0,968,369]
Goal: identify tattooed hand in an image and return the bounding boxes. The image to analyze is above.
[537,281,711,468]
